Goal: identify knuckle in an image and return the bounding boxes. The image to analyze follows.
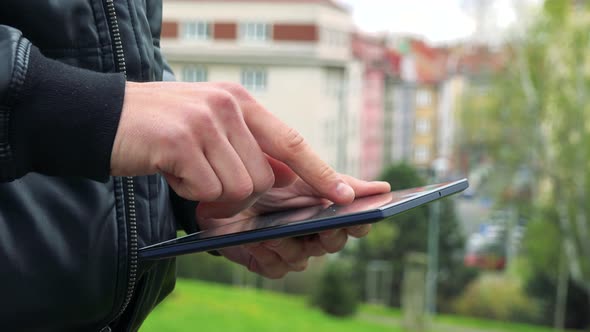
[285,254,303,266]
[219,81,242,92]
[308,243,326,257]
[154,126,192,174]
[174,186,193,201]
[253,171,275,194]
[209,90,244,125]
[292,260,308,272]
[324,236,346,254]
[316,164,335,182]
[349,225,371,238]
[281,128,307,157]
[225,178,254,201]
[190,102,232,139]
[217,82,251,100]
[188,107,216,134]
[258,263,288,279]
[159,122,192,151]
[199,182,223,202]
[332,237,348,253]
[207,89,239,113]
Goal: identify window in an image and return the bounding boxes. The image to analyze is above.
[322,28,349,47]
[416,118,431,134]
[416,90,432,107]
[241,68,267,91]
[182,66,208,82]
[240,23,270,41]
[415,146,430,163]
[182,21,210,40]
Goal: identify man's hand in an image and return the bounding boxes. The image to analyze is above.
[197,175,391,279]
[111,81,354,205]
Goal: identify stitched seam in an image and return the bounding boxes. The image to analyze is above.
[125,0,145,81]
[41,44,114,52]
[3,38,31,109]
[0,38,31,163]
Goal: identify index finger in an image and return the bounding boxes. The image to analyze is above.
[243,104,354,205]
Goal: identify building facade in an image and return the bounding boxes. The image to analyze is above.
[351,33,389,180]
[161,0,362,176]
[387,39,417,166]
[159,0,487,180]
[410,39,446,170]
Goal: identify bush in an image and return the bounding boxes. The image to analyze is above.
[281,258,323,295]
[176,252,235,284]
[310,260,359,317]
[453,274,540,323]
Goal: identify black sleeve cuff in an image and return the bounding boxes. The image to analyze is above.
[9,46,125,181]
[170,187,199,234]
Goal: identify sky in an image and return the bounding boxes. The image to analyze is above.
[336,0,540,44]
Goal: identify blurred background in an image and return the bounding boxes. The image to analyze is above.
[142,0,590,331]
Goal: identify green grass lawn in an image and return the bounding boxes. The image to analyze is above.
[140,279,558,332]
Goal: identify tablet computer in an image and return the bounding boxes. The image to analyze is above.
[139,178,468,260]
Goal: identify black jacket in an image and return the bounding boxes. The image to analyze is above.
[0,1,196,331]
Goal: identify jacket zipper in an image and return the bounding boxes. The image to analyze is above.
[104,0,138,325]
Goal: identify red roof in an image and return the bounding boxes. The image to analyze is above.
[408,39,447,84]
[385,50,402,75]
[456,45,508,75]
[165,0,349,12]
[411,43,508,83]
[351,33,404,76]
[410,39,438,61]
[351,32,386,60]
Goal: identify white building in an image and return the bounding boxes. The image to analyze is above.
[161,0,362,177]
[390,54,417,165]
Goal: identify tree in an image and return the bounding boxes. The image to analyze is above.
[349,163,475,311]
[458,1,590,327]
[523,206,590,328]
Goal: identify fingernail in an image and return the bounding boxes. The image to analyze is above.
[336,183,354,199]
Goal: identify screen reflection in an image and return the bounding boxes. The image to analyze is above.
[157,182,452,246]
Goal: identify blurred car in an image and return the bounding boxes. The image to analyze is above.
[464,224,507,271]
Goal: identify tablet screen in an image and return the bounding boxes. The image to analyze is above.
[149,181,457,248]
